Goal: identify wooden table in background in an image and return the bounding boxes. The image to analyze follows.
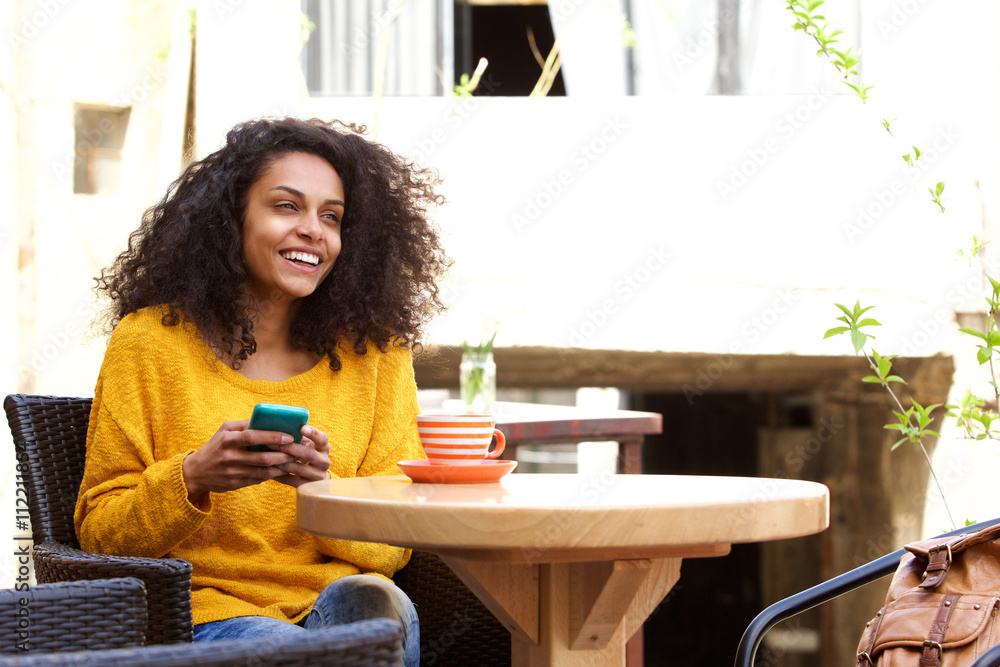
[298,473,829,666]
[432,401,663,475]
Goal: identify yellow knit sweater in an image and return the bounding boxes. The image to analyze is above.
[74,306,425,626]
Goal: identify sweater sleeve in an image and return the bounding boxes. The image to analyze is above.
[357,342,424,478]
[74,321,211,559]
[313,343,423,576]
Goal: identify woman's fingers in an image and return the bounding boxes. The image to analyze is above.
[267,425,332,487]
[271,467,331,488]
[302,425,330,451]
[233,426,294,452]
[184,421,332,500]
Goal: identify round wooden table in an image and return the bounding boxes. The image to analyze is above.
[298,473,829,666]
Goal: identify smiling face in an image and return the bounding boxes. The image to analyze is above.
[241,151,345,306]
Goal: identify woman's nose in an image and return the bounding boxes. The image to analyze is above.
[297,212,323,239]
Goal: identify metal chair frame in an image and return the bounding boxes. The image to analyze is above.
[735,516,1000,667]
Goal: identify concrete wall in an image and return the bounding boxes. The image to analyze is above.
[7,0,189,398]
[1,0,187,586]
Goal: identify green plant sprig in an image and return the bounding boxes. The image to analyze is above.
[861,349,907,388]
[956,235,990,264]
[958,274,1000,408]
[947,265,1000,439]
[787,0,872,103]
[824,302,957,527]
[929,181,946,213]
[461,329,498,408]
[946,389,998,441]
[823,300,880,353]
[462,329,497,359]
[886,399,941,451]
[902,146,921,166]
[787,0,947,209]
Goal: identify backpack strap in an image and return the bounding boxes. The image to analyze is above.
[919,594,961,666]
[908,523,1000,590]
[857,607,885,666]
[919,543,953,590]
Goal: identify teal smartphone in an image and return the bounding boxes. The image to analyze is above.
[247,403,309,452]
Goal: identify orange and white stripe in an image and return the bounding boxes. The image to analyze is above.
[416,415,505,465]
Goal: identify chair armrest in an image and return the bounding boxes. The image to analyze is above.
[734,547,901,667]
[0,577,147,654]
[33,541,193,644]
[0,619,402,667]
[973,643,1000,667]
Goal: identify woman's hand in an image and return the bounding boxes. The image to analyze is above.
[182,419,299,504]
[270,425,332,488]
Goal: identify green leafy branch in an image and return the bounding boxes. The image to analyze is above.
[956,235,990,264]
[787,0,871,103]
[823,301,880,354]
[886,400,941,451]
[958,274,1000,408]
[824,302,957,528]
[787,0,947,211]
[947,265,1000,440]
[929,181,946,213]
[946,389,999,441]
[902,146,921,167]
[861,349,906,388]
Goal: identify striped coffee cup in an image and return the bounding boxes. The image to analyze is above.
[416,414,506,465]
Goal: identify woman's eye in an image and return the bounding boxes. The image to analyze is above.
[322,212,340,223]
[277,202,295,210]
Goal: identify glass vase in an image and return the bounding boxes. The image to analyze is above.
[460,351,496,414]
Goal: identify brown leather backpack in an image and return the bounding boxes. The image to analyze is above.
[856,523,1000,665]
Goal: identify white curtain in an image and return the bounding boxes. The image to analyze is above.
[548,0,631,95]
[553,0,860,96]
[303,0,445,96]
[630,0,719,95]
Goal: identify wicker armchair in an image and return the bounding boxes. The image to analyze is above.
[0,577,147,653]
[5,394,193,644]
[0,576,401,665]
[5,394,509,666]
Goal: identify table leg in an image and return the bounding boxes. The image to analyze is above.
[618,436,645,667]
[440,555,681,667]
[616,436,643,475]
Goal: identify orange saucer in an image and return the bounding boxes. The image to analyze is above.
[397,460,517,484]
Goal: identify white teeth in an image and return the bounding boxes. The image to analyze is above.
[281,251,320,266]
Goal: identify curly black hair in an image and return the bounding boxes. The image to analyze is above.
[96,117,450,370]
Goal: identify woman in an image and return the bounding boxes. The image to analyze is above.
[74,117,449,665]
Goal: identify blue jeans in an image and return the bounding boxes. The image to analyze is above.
[193,575,419,666]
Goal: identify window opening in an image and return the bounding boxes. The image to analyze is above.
[73,105,131,195]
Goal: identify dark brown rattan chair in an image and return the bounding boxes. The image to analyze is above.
[0,576,402,664]
[5,394,510,666]
[393,551,509,666]
[0,577,147,653]
[5,394,193,644]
